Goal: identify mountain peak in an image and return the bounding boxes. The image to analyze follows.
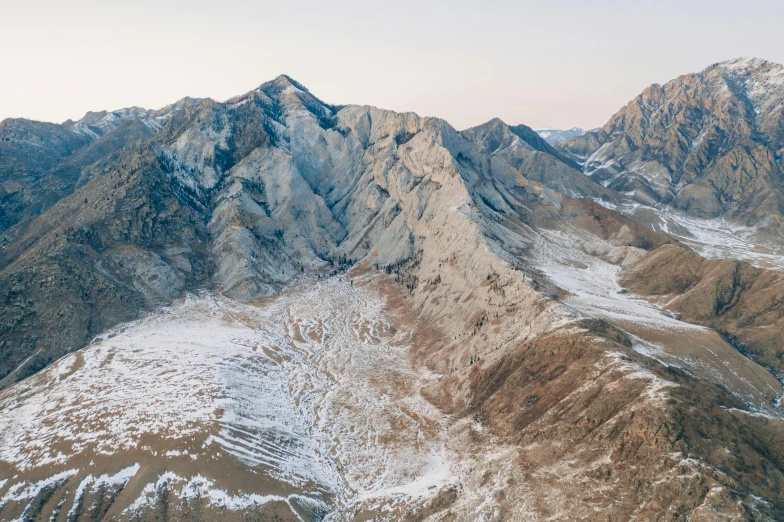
[259,74,311,94]
[463,117,509,134]
[717,56,777,71]
[486,116,506,125]
[709,57,784,86]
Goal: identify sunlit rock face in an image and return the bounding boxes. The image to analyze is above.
[558,58,784,250]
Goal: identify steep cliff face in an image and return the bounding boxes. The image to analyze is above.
[559,58,784,235]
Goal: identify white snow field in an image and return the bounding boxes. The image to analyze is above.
[0,275,452,520]
[597,199,784,271]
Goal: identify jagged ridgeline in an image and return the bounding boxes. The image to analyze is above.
[557,57,784,240]
[0,74,604,385]
[2,61,784,521]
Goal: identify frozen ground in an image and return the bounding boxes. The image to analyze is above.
[0,276,453,520]
[598,199,784,270]
[531,228,783,414]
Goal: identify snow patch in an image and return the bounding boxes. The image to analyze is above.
[0,277,453,515]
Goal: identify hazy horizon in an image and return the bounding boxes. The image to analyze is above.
[3,0,784,130]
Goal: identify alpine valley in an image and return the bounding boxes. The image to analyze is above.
[3,58,784,521]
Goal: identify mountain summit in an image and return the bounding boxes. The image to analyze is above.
[558,57,784,240]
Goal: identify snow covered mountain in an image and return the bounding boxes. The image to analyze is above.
[2,65,784,520]
[535,126,588,144]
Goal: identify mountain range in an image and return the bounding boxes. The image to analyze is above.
[2,59,784,521]
[535,127,590,144]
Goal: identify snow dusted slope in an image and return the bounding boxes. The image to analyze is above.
[0,276,452,521]
[625,202,784,270]
[530,227,783,413]
[587,198,784,270]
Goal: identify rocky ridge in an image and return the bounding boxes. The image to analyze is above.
[558,57,784,244]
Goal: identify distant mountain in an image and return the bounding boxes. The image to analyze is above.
[0,100,202,232]
[535,126,590,143]
[558,57,784,240]
[3,68,784,521]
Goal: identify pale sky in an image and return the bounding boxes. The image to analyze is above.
[2,0,783,130]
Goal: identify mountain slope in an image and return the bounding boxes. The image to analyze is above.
[621,243,784,376]
[558,58,784,237]
[0,101,201,233]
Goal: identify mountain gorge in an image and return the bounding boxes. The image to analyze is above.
[2,62,784,521]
